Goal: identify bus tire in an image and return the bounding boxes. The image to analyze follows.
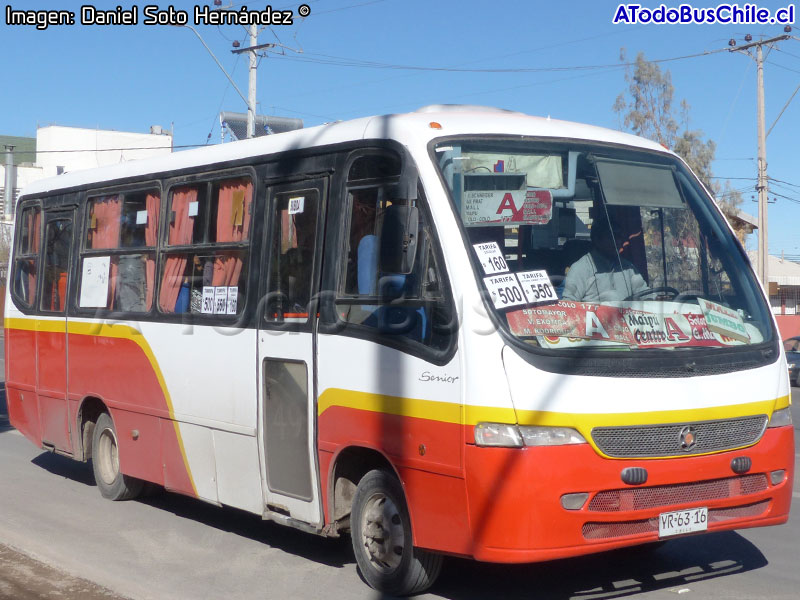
[91,412,143,501]
[350,469,442,596]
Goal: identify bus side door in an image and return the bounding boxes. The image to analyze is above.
[36,209,75,453]
[256,177,327,527]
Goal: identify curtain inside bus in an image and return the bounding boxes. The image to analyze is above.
[212,179,252,286]
[144,192,159,310]
[160,187,197,311]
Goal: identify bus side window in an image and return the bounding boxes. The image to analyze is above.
[335,154,454,352]
[158,176,252,316]
[80,190,160,313]
[12,206,41,309]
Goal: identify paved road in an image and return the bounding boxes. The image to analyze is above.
[0,383,797,599]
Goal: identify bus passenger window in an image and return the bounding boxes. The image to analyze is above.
[159,176,252,316]
[12,206,41,309]
[81,190,160,313]
[266,190,319,323]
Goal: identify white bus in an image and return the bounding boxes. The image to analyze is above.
[5,105,793,595]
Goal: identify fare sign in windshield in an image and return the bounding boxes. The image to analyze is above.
[462,189,552,226]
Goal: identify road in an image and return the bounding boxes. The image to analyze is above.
[0,380,797,599]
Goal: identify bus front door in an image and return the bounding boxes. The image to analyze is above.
[256,179,326,527]
[36,210,75,454]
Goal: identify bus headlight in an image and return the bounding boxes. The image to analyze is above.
[768,407,793,428]
[474,423,523,447]
[475,424,586,447]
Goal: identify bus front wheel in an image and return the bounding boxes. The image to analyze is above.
[350,469,442,596]
[91,412,143,501]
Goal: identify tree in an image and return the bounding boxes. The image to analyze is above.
[614,49,750,240]
[613,50,681,148]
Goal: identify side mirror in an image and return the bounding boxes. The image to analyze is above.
[380,204,419,274]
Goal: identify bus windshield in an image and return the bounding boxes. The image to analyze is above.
[434,138,773,351]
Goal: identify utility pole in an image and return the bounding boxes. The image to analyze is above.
[247,23,257,139]
[729,31,791,290]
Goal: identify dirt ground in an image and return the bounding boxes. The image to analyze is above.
[0,544,128,600]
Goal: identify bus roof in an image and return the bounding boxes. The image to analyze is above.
[20,105,667,197]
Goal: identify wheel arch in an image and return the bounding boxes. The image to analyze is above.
[328,444,404,533]
[76,395,109,462]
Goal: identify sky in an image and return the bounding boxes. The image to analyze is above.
[3,0,799,255]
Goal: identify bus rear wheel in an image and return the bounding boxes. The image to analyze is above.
[91,412,143,501]
[350,469,442,596]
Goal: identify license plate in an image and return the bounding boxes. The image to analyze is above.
[658,507,708,538]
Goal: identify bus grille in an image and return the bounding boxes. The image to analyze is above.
[591,416,768,458]
[587,474,768,512]
[582,500,770,539]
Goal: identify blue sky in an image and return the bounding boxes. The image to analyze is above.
[3,0,799,254]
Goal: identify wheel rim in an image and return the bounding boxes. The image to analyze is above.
[96,427,119,486]
[360,492,405,574]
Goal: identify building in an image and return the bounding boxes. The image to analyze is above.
[746,251,800,339]
[1,125,173,314]
[2,124,173,221]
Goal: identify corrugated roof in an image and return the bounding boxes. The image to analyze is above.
[747,252,800,285]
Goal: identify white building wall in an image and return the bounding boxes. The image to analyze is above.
[2,164,44,190]
[2,125,172,223]
[36,126,172,178]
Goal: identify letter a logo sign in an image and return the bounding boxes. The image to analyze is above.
[585,311,609,339]
[496,193,518,215]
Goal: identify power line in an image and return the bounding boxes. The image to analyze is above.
[769,176,800,189]
[309,0,390,16]
[770,190,800,204]
[267,47,729,74]
[767,81,800,137]
[773,46,800,61]
[275,26,639,104]
[13,144,205,155]
[765,59,800,74]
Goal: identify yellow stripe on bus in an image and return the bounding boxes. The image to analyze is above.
[317,388,467,424]
[5,317,197,495]
[514,397,789,429]
[318,388,788,427]
[318,387,789,458]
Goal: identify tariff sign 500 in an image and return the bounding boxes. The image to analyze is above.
[484,274,527,309]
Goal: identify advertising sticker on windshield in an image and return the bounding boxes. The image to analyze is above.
[483,273,527,309]
[698,298,750,343]
[516,270,557,304]
[473,241,509,274]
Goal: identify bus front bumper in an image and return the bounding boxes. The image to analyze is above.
[463,425,794,563]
